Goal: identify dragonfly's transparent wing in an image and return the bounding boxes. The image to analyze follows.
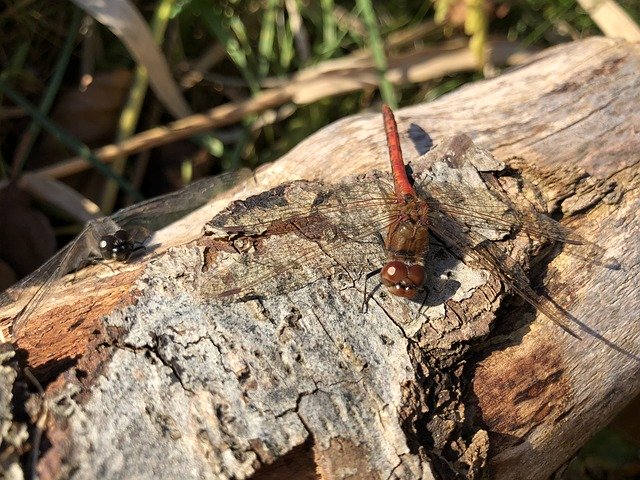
[428,208,582,338]
[203,176,398,300]
[416,138,620,270]
[11,227,92,335]
[112,169,252,234]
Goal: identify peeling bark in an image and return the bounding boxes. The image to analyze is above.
[1,38,639,480]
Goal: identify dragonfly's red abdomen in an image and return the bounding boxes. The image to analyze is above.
[382,104,416,200]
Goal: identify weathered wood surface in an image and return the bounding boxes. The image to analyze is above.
[1,37,639,480]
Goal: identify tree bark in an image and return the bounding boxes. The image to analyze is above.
[1,37,639,480]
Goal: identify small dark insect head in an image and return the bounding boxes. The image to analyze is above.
[99,230,134,262]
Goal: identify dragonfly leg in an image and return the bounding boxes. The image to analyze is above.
[416,286,431,315]
[362,268,382,313]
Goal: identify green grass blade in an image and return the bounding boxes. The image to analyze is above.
[355,0,396,107]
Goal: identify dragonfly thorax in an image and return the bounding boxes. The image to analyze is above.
[99,229,134,262]
[381,260,426,298]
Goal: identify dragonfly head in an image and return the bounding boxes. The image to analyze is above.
[380,260,425,298]
[99,229,134,262]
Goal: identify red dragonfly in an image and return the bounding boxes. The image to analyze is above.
[204,105,619,337]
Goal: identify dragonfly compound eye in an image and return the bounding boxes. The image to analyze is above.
[381,261,407,284]
[99,229,134,262]
[406,264,426,289]
[114,229,132,243]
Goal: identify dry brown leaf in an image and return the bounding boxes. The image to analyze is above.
[71,0,192,118]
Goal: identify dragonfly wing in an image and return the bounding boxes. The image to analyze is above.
[112,169,253,234]
[11,226,94,335]
[419,163,620,270]
[428,209,582,338]
[203,177,396,300]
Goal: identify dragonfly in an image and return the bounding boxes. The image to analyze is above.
[204,106,620,337]
[4,170,249,338]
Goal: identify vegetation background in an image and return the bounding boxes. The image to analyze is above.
[1,0,639,477]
